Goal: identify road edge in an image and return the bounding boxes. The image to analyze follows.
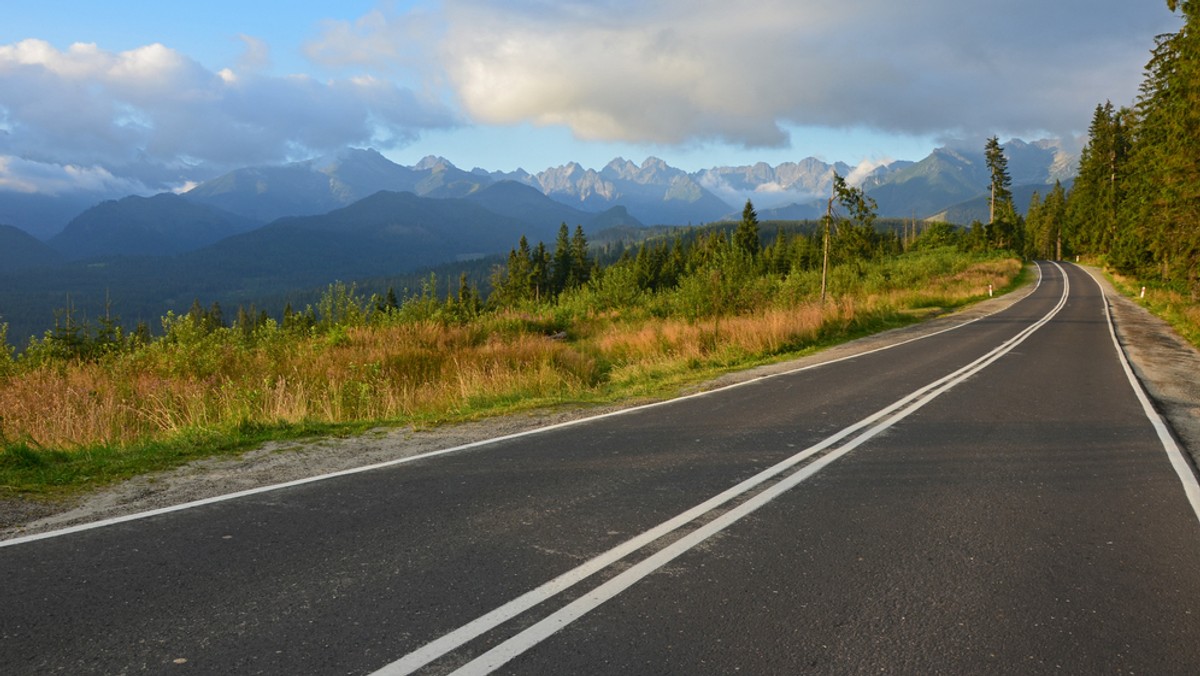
[1086,265,1200,476]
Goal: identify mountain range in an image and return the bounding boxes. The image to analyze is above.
[2,139,1076,249]
[0,140,1076,345]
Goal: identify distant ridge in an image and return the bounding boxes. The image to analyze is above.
[0,224,63,271]
[49,193,260,260]
[3,138,1077,242]
[183,151,727,228]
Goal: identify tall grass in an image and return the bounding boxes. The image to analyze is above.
[1108,271,1200,348]
[0,248,1020,493]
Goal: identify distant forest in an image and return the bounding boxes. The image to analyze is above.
[0,216,930,355]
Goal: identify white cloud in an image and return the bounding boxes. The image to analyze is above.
[315,0,1178,150]
[171,180,202,194]
[0,155,151,196]
[0,38,458,193]
[845,158,894,188]
[236,34,272,73]
[2,2,1180,195]
[304,3,441,73]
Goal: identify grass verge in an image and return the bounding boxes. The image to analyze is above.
[1,251,1022,498]
[1106,271,1200,349]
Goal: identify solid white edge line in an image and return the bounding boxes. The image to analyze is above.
[372,263,1064,675]
[0,266,1043,549]
[1082,265,1200,525]
[442,262,1068,675]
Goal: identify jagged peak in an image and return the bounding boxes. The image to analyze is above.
[640,156,670,170]
[415,155,456,171]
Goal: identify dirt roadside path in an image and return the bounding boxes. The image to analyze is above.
[4,265,1198,540]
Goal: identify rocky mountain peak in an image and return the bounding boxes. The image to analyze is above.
[415,155,456,172]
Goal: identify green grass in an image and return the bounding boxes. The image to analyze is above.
[0,250,1023,500]
[1106,271,1200,350]
[0,421,350,497]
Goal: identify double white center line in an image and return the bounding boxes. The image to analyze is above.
[374,262,1069,675]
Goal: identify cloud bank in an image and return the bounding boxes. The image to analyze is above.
[311,0,1175,150]
[3,1,1180,196]
[0,38,457,194]
[472,1,1171,145]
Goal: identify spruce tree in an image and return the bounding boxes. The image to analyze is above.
[984,137,1019,250]
[531,241,551,301]
[551,223,573,294]
[1123,1,1200,287]
[733,200,761,258]
[1024,191,1045,260]
[570,225,591,288]
[1069,102,1131,256]
[490,237,533,306]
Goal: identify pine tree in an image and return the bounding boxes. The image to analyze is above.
[570,225,592,288]
[765,227,791,274]
[458,272,481,316]
[1122,1,1200,288]
[188,298,205,326]
[531,241,551,301]
[984,136,1019,251]
[208,301,224,330]
[1069,102,1131,256]
[490,236,535,306]
[1024,191,1045,260]
[1044,181,1068,260]
[132,321,153,347]
[551,223,573,294]
[733,200,761,258]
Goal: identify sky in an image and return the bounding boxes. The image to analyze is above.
[0,0,1184,196]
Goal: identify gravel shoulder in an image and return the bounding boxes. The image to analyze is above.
[4,265,1199,541]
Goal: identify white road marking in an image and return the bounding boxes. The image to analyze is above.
[0,268,1042,549]
[372,263,1068,675]
[1084,266,1200,524]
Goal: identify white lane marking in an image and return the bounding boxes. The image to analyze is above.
[1083,266,1200,525]
[0,268,1043,549]
[372,263,1068,675]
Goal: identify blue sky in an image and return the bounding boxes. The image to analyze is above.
[0,1,1183,194]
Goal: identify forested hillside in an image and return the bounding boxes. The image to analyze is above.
[1048,0,1200,296]
[0,186,1022,493]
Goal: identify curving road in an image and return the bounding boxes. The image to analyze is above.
[3,262,1200,674]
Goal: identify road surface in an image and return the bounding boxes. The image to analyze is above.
[3,261,1199,674]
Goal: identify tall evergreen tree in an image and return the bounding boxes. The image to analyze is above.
[733,200,761,258]
[1044,181,1069,261]
[551,223,573,294]
[570,225,592,288]
[1024,191,1045,260]
[984,136,1019,250]
[490,236,534,305]
[1122,1,1200,288]
[530,241,551,301]
[1069,102,1132,256]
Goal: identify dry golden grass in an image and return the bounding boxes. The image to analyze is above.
[0,321,605,449]
[0,254,1021,452]
[594,300,847,366]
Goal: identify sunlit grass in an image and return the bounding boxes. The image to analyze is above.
[0,249,1022,495]
[1108,270,1200,349]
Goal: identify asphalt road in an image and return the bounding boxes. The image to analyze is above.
[3,262,1200,675]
